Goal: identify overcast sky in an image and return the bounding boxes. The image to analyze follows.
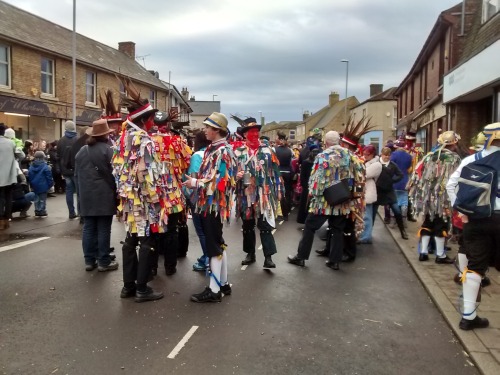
[5,0,460,125]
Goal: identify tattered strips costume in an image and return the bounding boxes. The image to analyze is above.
[234,118,283,268]
[189,112,237,303]
[111,80,164,302]
[149,110,192,276]
[408,131,462,263]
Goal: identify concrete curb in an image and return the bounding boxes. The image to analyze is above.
[382,213,500,375]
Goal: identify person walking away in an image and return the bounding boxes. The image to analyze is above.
[408,131,462,263]
[373,147,408,240]
[28,151,53,218]
[57,120,78,219]
[75,119,118,272]
[446,123,500,330]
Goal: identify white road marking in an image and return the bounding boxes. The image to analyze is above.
[241,265,248,271]
[258,245,262,250]
[272,229,276,234]
[291,206,295,210]
[0,237,50,253]
[167,326,199,359]
[279,221,284,225]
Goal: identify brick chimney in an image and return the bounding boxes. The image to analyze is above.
[118,41,136,59]
[329,92,339,107]
[181,87,190,101]
[370,84,383,97]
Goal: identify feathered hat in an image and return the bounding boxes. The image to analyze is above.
[116,75,157,123]
[341,115,375,151]
[231,114,261,134]
[99,89,122,123]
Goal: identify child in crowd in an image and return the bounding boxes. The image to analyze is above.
[28,151,53,217]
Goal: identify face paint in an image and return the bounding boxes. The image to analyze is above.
[245,128,260,149]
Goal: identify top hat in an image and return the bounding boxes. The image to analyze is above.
[240,117,261,134]
[86,119,115,137]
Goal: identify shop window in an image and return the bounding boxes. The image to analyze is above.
[483,0,499,23]
[41,57,54,96]
[85,71,96,105]
[0,44,11,88]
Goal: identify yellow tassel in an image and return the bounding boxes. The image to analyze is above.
[460,267,482,284]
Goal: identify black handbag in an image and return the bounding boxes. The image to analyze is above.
[323,179,351,206]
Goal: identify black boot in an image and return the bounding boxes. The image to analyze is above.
[241,253,256,265]
[395,214,409,240]
[263,256,276,268]
[177,223,189,257]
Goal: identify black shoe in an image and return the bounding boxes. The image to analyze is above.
[220,283,232,296]
[109,247,116,261]
[241,253,256,265]
[134,287,164,303]
[341,255,355,263]
[435,255,454,264]
[482,276,491,287]
[459,316,489,330]
[263,256,276,269]
[69,213,78,220]
[85,262,97,271]
[326,261,340,270]
[315,249,329,257]
[283,216,289,222]
[419,253,429,261]
[454,273,462,285]
[97,261,119,272]
[190,287,222,303]
[165,266,177,276]
[120,286,136,298]
[287,255,305,267]
[177,253,187,258]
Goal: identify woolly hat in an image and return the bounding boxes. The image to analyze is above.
[4,128,15,139]
[65,120,76,132]
[34,150,46,159]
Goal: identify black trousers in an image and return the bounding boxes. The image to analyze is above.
[298,213,347,263]
[150,212,181,270]
[122,233,154,288]
[296,187,309,224]
[242,214,277,257]
[280,171,293,218]
[0,185,13,220]
[200,211,225,257]
[463,213,500,275]
[178,211,189,256]
[420,214,449,237]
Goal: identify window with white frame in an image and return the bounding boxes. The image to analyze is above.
[289,129,296,140]
[149,89,156,108]
[41,57,54,95]
[483,0,499,23]
[85,71,96,104]
[0,43,11,88]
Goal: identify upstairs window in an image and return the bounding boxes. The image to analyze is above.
[483,0,499,23]
[149,89,156,108]
[41,57,54,95]
[85,71,96,104]
[0,44,11,88]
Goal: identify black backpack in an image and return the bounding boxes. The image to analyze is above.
[453,151,500,219]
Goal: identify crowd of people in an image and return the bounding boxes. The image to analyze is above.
[1,80,499,332]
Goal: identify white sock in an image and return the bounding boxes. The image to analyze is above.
[457,253,468,273]
[420,235,431,254]
[209,256,222,293]
[435,236,446,258]
[462,272,481,320]
[220,251,228,285]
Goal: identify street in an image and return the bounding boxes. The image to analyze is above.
[0,195,477,375]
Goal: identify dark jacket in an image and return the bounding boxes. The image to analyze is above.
[57,132,78,176]
[75,142,116,216]
[28,160,54,194]
[375,161,403,206]
[390,149,412,190]
[275,145,293,172]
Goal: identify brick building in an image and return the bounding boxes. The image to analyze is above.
[0,1,190,144]
[443,1,500,145]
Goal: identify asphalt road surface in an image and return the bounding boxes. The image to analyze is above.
[0,197,478,375]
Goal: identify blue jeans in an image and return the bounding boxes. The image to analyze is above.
[395,190,408,207]
[373,203,402,224]
[82,216,113,266]
[64,176,77,215]
[192,213,207,258]
[34,192,47,214]
[359,204,374,242]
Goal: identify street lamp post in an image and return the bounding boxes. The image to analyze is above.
[212,94,218,101]
[258,111,262,125]
[341,59,349,126]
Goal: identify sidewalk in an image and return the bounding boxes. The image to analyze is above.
[383,211,500,375]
